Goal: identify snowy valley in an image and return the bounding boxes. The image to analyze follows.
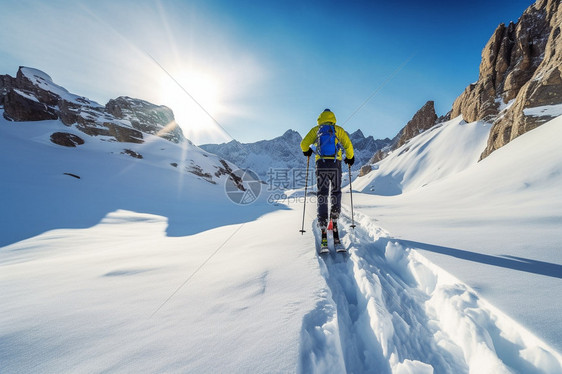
[2,0,562,372]
[1,75,562,372]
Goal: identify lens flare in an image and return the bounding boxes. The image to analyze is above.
[158,70,228,144]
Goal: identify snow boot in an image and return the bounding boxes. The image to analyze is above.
[320,229,329,254]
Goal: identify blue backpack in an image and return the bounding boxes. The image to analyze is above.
[317,124,340,158]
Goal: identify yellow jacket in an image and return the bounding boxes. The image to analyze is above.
[300,124,354,161]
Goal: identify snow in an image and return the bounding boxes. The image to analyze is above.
[354,116,491,195]
[523,103,562,117]
[497,97,516,112]
[1,111,562,373]
[13,88,40,103]
[352,115,562,356]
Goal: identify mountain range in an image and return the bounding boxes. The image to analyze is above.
[200,129,391,181]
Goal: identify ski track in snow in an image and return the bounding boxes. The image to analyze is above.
[298,205,562,374]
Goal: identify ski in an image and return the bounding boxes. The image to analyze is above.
[332,221,347,253]
[335,244,347,253]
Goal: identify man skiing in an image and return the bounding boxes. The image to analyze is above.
[300,108,354,253]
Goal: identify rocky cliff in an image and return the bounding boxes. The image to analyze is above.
[451,0,562,159]
[394,101,439,149]
[0,67,185,144]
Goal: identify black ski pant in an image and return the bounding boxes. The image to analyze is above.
[316,159,342,228]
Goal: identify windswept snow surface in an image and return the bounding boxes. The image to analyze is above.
[1,113,562,373]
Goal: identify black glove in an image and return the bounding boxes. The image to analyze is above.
[344,156,355,166]
[303,148,313,157]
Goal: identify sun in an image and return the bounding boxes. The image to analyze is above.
[158,70,225,144]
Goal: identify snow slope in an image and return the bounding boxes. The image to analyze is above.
[354,116,491,195]
[0,113,272,248]
[352,114,562,354]
[2,111,562,373]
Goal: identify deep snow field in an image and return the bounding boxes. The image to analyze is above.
[352,115,562,355]
[1,112,562,373]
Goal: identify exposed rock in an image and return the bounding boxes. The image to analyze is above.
[57,99,104,127]
[106,96,184,143]
[436,111,451,124]
[74,121,144,143]
[359,164,372,177]
[451,1,550,124]
[0,74,15,107]
[14,68,61,107]
[395,101,438,149]
[3,89,58,121]
[121,149,143,159]
[188,164,215,183]
[369,149,387,164]
[215,159,246,191]
[50,132,85,147]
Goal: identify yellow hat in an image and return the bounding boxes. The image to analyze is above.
[317,108,336,125]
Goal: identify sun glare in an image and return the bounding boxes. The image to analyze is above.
[159,70,226,144]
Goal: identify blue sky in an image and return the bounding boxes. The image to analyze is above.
[0,0,534,144]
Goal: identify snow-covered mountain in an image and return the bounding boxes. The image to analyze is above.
[2,74,562,371]
[201,128,391,181]
[348,129,392,169]
[0,67,250,194]
[201,129,305,181]
[1,66,185,144]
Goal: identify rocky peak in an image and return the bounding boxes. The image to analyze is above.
[452,1,552,124]
[350,129,365,140]
[0,66,186,144]
[280,129,302,143]
[395,100,438,149]
[106,96,184,143]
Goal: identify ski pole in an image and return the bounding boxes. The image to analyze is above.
[299,156,311,234]
[348,164,356,229]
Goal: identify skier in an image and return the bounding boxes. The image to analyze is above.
[300,108,354,252]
